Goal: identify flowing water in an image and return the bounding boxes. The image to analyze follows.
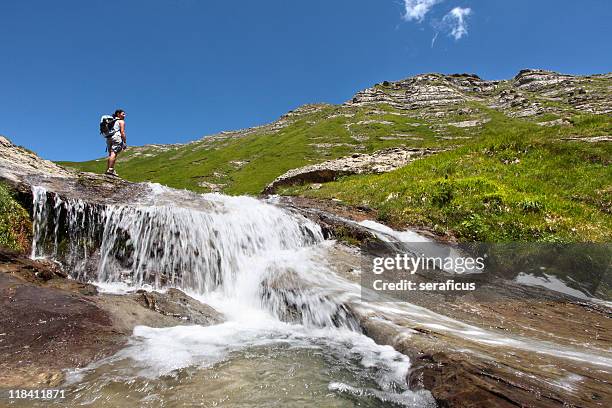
[27,184,436,407]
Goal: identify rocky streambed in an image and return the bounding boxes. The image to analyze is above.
[1,137,611,407]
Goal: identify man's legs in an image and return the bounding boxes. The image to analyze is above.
[107,151,117,171]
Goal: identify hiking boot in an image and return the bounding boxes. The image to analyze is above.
[105,168,118,177]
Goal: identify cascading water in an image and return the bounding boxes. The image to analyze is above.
[30,184,361,329]
[28,183,438,407]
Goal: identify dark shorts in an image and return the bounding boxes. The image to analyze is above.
[106,134,124,154]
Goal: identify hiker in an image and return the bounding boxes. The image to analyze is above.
[104,109,127,176]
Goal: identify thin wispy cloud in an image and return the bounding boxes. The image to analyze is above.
[442,7,472,40]
[399,1,473,44]
[402,0,443,22]
[431,31,439,48]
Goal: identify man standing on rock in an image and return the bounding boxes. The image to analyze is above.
[105,109,127,177]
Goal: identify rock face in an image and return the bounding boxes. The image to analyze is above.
[0,136,74,183]
[263,147,440,194]
[513,69,576,91]
[346,69,612,117]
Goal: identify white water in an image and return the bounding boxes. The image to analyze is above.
[30,184,436,406]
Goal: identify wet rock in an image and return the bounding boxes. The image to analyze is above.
[408,353,567,408]
[278,206,612,407]
[0,253,123,387]
[0,247,96,295]
[260,269,361,329]
[0,250,223,387]
[133,288,223,326]
[359,299,612,408]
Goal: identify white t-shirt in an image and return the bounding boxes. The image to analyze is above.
[112,119,122,135]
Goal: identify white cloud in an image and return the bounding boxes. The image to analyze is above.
[402,0,443,22]
[442,7,471,40]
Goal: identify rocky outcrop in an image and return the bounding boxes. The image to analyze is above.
[446,118,491,128]
[0,140,230,386]
[133,288,223,326]
[512,69,576,91]
[0,136,74,183]
[275,195,380,244]
[263,147,440,194]
[349,74,473,112]
[345,69,611,118]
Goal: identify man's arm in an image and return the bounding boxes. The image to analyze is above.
[119,120,126,144]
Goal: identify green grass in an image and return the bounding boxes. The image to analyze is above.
[280,114,612,242]
[0,183,31,252]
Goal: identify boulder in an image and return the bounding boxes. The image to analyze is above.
[263,147,441,194]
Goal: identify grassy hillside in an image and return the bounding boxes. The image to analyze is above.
[60,70,612,241]
[280,114,612,242]
[59,103,460,195]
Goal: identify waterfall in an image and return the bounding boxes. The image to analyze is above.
[30,184,358,329]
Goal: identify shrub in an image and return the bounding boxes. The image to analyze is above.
[431,180,454,207]
[0,183,31,253]
[519,198,545,213]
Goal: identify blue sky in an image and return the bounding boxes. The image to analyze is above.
[1,0,610,161]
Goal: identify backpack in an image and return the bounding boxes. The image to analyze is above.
[100,115,117,137]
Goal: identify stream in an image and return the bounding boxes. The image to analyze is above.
[25,183,436,407]
[16,182,612,407]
